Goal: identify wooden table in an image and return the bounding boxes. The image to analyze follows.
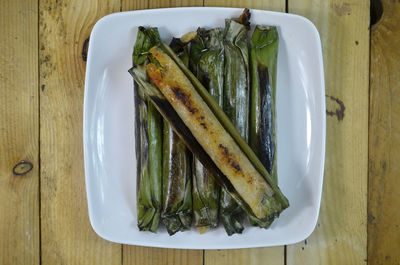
[1,0,399,264]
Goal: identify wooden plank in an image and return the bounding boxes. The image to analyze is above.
[124,0,203,9]
[147,0,203,8]
[206,248,284,265]
[124,247,203,265]
[122,0,148,11]
[203,2,285,265]
[204,0,284,11]
[39,0,122,264]
[0,0,39,264]
[286,0,369,264]
[121,1,203,265]
[368,1,400,264]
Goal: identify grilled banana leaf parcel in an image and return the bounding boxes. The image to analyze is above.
[162,121,192,234]
[189,28,224,231]
[161,37,193,235]
[248,26,279,228]
[219,15,252,235]
[132,27,163,232]
[138,44,289,225]
[250,25,279,182]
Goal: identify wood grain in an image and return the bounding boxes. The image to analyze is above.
[122,0,148,11]
[369,1,400,264]
[124,246,203,265]
[287,0,369,264]
[0,0,39,264]
[203,2,285,265]
[121,1,203,265]
[203,0,284,11]
[0,0,379,264]
[206,248,284,265]
[123,0,204,10]
[149,0,203,8]
[39,0,122,264]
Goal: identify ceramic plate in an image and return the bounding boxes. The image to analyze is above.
[84,7,325,249]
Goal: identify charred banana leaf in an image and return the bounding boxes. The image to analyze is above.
[219,14,251,235]
[142,44,288,225]
[250,25,279,182]
[189,28,224,231]
[162,121,192,234]
[248,26,279,228]
[161,37,193,235]
[132,27,163,232]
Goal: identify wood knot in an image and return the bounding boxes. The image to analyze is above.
[332,3,352,16]
[13,161,33,176]
[326,95,345,121]
[82,37,89,62]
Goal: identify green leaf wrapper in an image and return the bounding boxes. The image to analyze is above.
[132,27,163,232]
[249,25,279,228]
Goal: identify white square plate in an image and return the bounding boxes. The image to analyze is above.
[84,7,325,249]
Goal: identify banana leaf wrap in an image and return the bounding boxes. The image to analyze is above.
[248,25,279,228]
[133,42,289,226]
[132,27,163,232]
[218,16,251,235]
[189,28,224,230]
[250,25,279,182]
[161,37,193,235]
